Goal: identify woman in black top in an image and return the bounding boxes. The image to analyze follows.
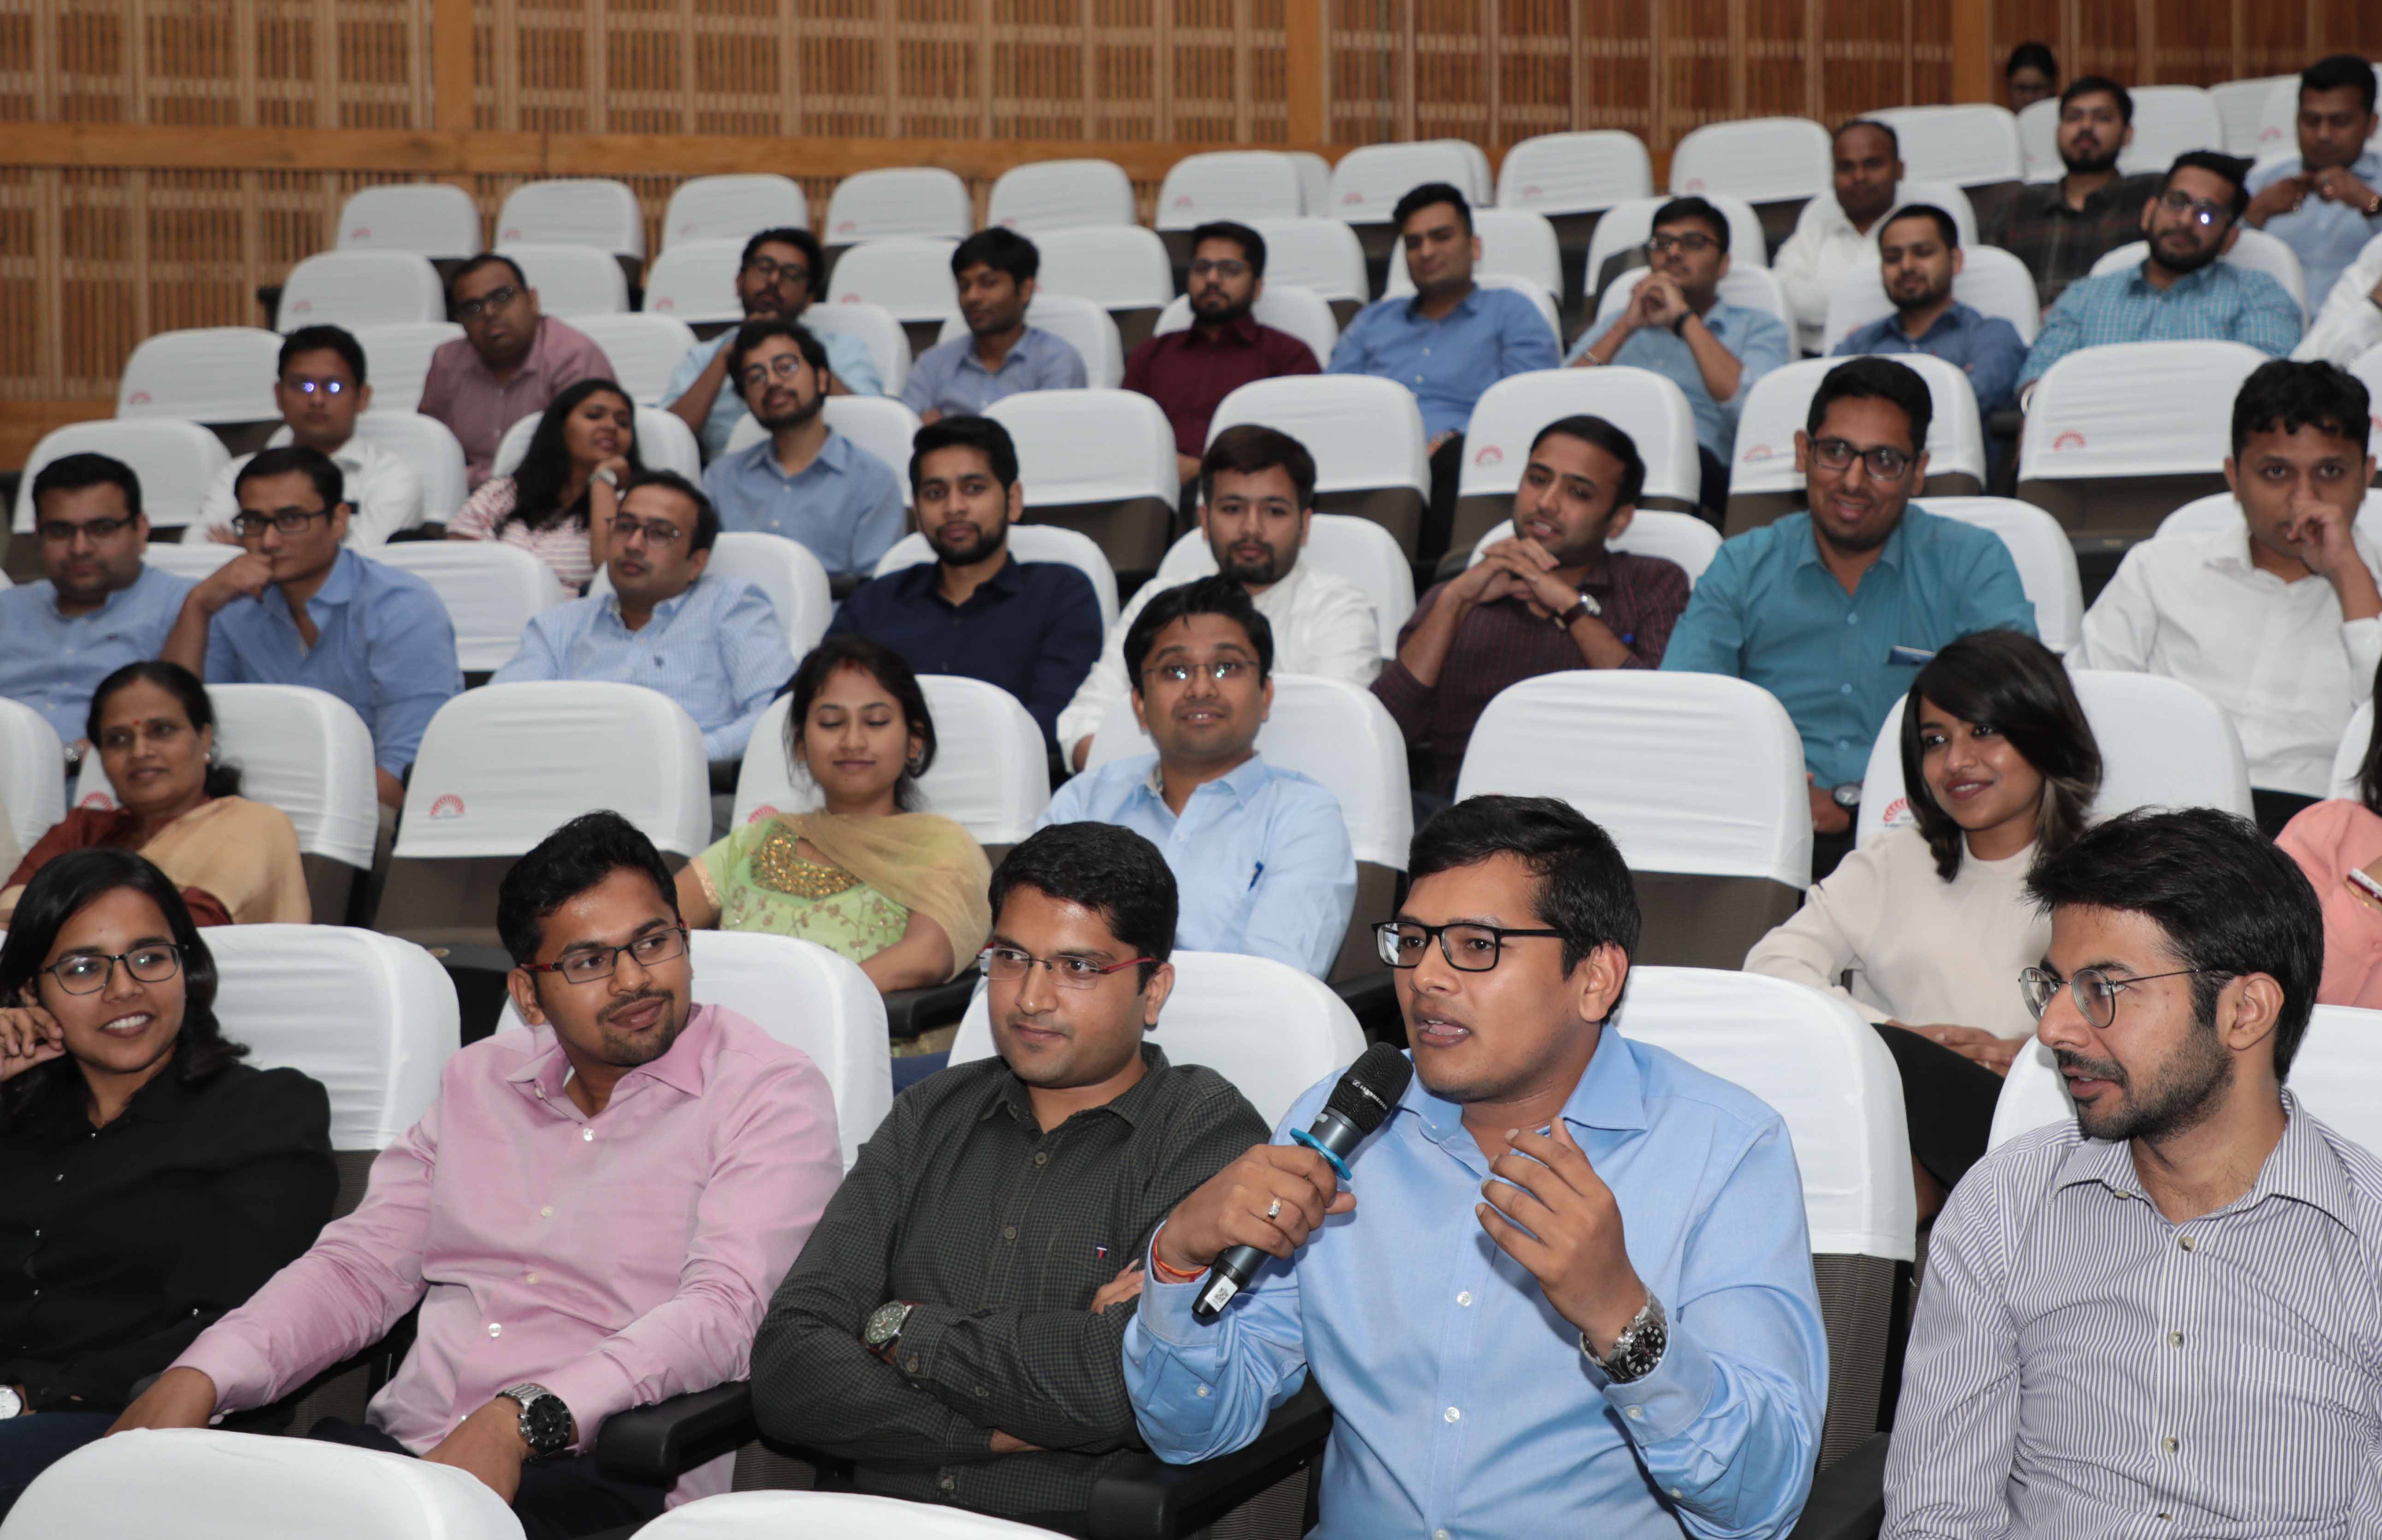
[0,849,334,1513]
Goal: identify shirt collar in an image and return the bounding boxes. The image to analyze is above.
[603,575,702,626]
[739,430,849,482]
[1183,314,1265,348]
[1793,508,1912,572]
[1408,1024,1649,1147]
[2131,260,2222,296]
[1140,750,1270,801]
[303,549,361,612]
[507,1000,717,1104]
[1886,302,1973,345]
[992,1041,1174,1132]
[958,330,1040,377]
[2054,1091,2358,1232]
[1402,286,1483,324]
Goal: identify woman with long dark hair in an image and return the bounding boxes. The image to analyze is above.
[2278,667,2382,1008]
[446,378,642,590]
[0,850,333,1513]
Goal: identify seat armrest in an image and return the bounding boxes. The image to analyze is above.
[884,970,980,1041]
[1786,1429,1889,1540]
[1083,1380,1333,1540]
[594,1381,756,1486]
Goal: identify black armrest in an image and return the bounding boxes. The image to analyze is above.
[1084,1380,1333,1540]
[595,1381,756,1486]
[1786,1430,1889,1540]
[1331,972,1400,1040]
[884,970,980,1041]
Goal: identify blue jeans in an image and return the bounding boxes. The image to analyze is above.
[0,1411,117,1517]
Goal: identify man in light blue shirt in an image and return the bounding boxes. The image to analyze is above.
[491,470,795,762]
[1125,794,1827,1539]
[1834,205,2027,418]
[900,228,1088,422]
[1039,575,1354,979]
[162,446,460,807]
[0,454,193,753]
[2243,55,2382,307]
[702,318,907,579]
[661,226,883,461]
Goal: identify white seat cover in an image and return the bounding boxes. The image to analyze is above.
[1243,217,1370,303]
[936,294,1125,389]
[1151,284,1337,374]
[1614,966,1915,1261]
[497,178,644,259]
[663,174,807,248]
[1029,225,1175,313]
[638,1489,1059,1538]
[1886,182,1980,248]
[827,236,961,323]
[2117,86,2227,177]
[1670,117,1833,203]
[823,168,973,245]
[588,531,832,657]
[569,313,702,405]
[2017,341,2269,487]
[0,701,64,855]
[638,239,744,326]
[491,404,700,483]
[117,328,282,423]
[1584,195,1771,290]
[1156,152,1305,229]
[1456,671,1813,888]
[876,524,1118,634]
[1209,375,1427,497]
[278,250,445,333]
[2211,75,2295,157]
[1867,105,2025,187]
[985,388,1176,506]
[1286,152,1330,216]
[1856,670,2255,847]
[1325,141,1479,225]
[2016,98,2060,181]
[1385,209,1563,301]
[1914,496,2084,654]
[2351,339,2382,420]
[499,242,629,318]
[725,397,923,502]
[1820,243,2041,352]
[397,682,710,859]
[948,951,1366,1131]
[354,321,465,416]
[802,300,914,398]
[2254,68,2382,160]
[988,159,1136,232]
[2089,229,2308,320]
[1495,131,1655,217]
[12,418,230,534]
[1458,366,1703,510]
[265,410,466,530]
[1730,354,1985,499]
[1467,508,1722,589]
[373,542,569,673]
[2331,701,2373,801]
[336,184,482,260]
[731,676,1051,847]
[1148,513,1411,655]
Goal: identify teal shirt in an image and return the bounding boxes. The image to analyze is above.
[1660,509,2036,787]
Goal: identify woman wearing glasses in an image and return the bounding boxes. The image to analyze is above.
[446,378,643,591]
[0,850,334,1514]
[1746,629,2102,1211]
[2276,682,2382,1009]
[0,663,307,928]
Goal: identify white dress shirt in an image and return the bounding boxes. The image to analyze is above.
[191,437,425,549]
[1055,560,1381,766]
[2074,520,2382,796]
[1773,197,1885,356]
[2290,236,2382,368]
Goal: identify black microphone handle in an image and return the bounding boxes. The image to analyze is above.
[1191,1109,1366,1322]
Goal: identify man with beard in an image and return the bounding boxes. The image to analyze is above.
[1833,205,2027,417]
[1055,425,1380,773]
[901,228,1088,425]
[662,226,883,460]
[419,254,616,488]
[1120,221,1320,486]
[2018,152,2303,397]
[1040,576,1355,979]
[1885,806,2382,1539]
[491,470,796,762]
[1775,119,1909,356]
[749,821,1266,1528]
[827,415,1104,749]
[111,811,845,1539]
[1373,415,1689,802]
[701,318,906,579]
[1984,77,2166,308]
[2245,55,2382,313]
[1663,358,2034,879]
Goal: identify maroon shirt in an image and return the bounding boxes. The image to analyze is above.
[1373,549,1692,796]
[1121,315,1321,457]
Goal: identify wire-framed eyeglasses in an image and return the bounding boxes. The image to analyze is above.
[2018,965,2225,1029]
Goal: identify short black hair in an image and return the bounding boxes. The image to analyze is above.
[1526,414,1646,510]
[741,225,825,279]
[725,317,829,391]
[2230,358,2372,460]
[2302,53,2378,116]
[2163,151,2252,222]
[233,444,345,510]
[2006,41,2057,80]
[2060,75,2133,123]
[619,468,719,553]
[952,227,1040,283]
[1392,182,1473,235]
[31,453,142,521]
[1883,202,1961,249]
[910,415,1018,495]
[1834,118,1899,157]
[783,635,938,811]
[1189,220,1267,277]
[988,823,1178,987]
[496,810,680,968]
[278,324,368,386]
[2025,807,2323,1077]
[450,252,529,295]
[1122,574,1275,691]
[1199,423,1315,510]
[1806,355,1933,450]
[1649,195,1729,252]
[1407,795,1642,974]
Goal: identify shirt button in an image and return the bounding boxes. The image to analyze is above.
[1195,1385,1210,1398]
[2161,1435,2178,1453]
[2169,1330,2183,1346]
[938,1475,956,1493]
[1443,1406,1460,1423]
[525,1272,539,1285]
[2178,1234,2195,1251]
[1434,1531,1450,1540]
[1625,1405,1644,1420]
[1003,1226,1018,1241]
[583,1128,595,1142]
[1844,612,1858,624]
[1032,1151,1049,1167]
[541,1205,554,1218]
[905,1356,920,1374]
[1839,683,1853,695]
[974,1385,988,1397]
[1456,1291,1473,1307]
[488,1323,502,1338]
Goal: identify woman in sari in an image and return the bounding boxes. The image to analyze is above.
[0,663,308,927]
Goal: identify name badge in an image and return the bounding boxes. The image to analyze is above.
[1887,645,1935,667]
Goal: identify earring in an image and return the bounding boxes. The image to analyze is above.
[906,755,926,776]
[206,744,220,767]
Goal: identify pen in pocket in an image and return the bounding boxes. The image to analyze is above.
[1249,861,1264,890]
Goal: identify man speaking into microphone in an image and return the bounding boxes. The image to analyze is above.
[1123,795,1829,1537]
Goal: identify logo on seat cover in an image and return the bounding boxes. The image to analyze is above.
[501,227,521,240]
[747,804,780,825]
[654,297,674,310]
[2052,431,2087,451]
[350,226,371,240]
[836,220,855,234]
[1522,185,1542,198]
[1682,178,1706,192]
[428,794,466,820]
[1173,195,1193,208]
[77,792,115,812]
[126,391,151,405]
[1881,795,1912,827]
[1342,192,1363,206]
[1741,443,1774,462]
[1472,444,1503,466]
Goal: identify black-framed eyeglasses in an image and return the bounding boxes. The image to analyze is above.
[2156,189,2230,229]
[2019,965,2226,1030]
[456,285,520,320]
[281,377,348,396]
[37,515,136,544]
[524,926,689,985]
[1375,920,1565,972]
[740,354,809,389]
[43,945,181,996]
[1144,659,1256,686]
[1810,437,1916,480]
[230,508,332,538]
[979,946,1156,991]
[1645,233,1717,256]
[1189,258,1251,280]
[743,256,811,288]
[608,515,685,546]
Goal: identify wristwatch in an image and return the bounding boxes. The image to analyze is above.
[498,1383,573,1459]
[1586,1291,1669,1384]
[0,1387,24,1419]
[864,1299,916,1352]
[590,466,620,490]
[1553,593,1600,630]
[1831,782,1863,811]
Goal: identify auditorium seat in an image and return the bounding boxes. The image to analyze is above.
[876,523,1119,633]
[1243,217,1372,324]
[496,177,646,264]
[825,236,961,354]
[664,173,808,248]
[2253,66,2382,160]
[1153,511,1415,656]
[0,700,64,856]
[594,530,833,656]
[1912,496,2085,653]
[1155,150,1306,230]
[116,327,282,432]
[1452,366,1703,550]
[639,238,745,326]
[2167,487,2382,546]
[11,418,230,536]
[265,410,467,529]
[800,299,914,397]
[1029,224,1177,348]
[1582,193,1770,302]
[497,241,629,317]
[1854,670,2254,848]
[985,388,1178,571]
[637,1491,1055,1537]
[2015,340,2269,537]
[932,293,1124,389]
[1725,354,1985,533]
[1819,244,2041,354]
[822,167,974,247]
[2115,85,2227,176]
[1494,131,1656,226]
[1455,671,1811,968]
[1209,375,1429,556]
[725,397,924,504]
[492,402,702,482]
[275,250,446,333]
[1383,207,1563,307]
[1866,104,2025,191]
[351,321,465,415]
[2212,75,2294,156]
[987,158,1137,232]
[1325,140,1481,254]
[371,542,570,677]
[1669,116,1832,246]
[569,313,703,406]
[2016,97,2060,181]
[1151,282,1339,373]
[334,183,483,261]
[1286,151,1331,218]
[2350,340,2382,421]
[2090,227,2308,321]
[1466,507,1723,589]
[2331,702,2373,799]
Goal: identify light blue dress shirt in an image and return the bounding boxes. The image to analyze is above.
[0,564,194,744]
[2018,260,2305,386]
[1566,301,1792,464]
[201,549,461,778]
[1661,509,2037,788]
[662,327,884,462]
[1123,1031,1829,1540]
[2247,151,2382,309]
[898,326,1088,419]
[1834,301,2028,417]
[1327,286,1562,439]
[1038,752,1354,979]
[700,429,907,579]
[489,573,796,761]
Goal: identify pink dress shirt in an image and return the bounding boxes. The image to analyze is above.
[2278,798,2382,1011]
[418,316,617,488]
[173,1003,842,1505]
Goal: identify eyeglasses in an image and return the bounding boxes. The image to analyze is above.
[608,514,685,546]
[2156,189,2231,229]
[1375,920,1565,972]
[456,285,520,320]
[1189,258,1251,280]
[1810,437,1916,480]
[740,354,810,389]
[743,256,812,288]
[281,378,348,396]
[523,926,690,986]
[1645,233,1718,256]
[38,515,136,544]
[1144,659,1256,686]
[230,508,332,537]
[2018,965,2225,1030]
[980,946,1156,990]
[43,944,181,996]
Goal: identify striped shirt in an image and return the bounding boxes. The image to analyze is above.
[2018,260,2305,388]
[1883,1094,2382,1538]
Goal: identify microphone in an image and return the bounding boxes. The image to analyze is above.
[1193,1042,1413,1322]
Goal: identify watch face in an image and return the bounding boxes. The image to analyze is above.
[864,1300,911,1346]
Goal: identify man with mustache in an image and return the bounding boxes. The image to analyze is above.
[419,254,616,489]
[111,811,845,1539]
[489,469,796,763]
[1983,77,2164,308]
[2243,55,2382,315]
[826,415,1103,751]
[1775,118,1908,357]
[1832,204,2026,417]
[662,226,883,461]
[900,229,1088,425]
[1885,806,2382,1539]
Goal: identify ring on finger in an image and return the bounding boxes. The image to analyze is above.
[1265,1198,1283,1221]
